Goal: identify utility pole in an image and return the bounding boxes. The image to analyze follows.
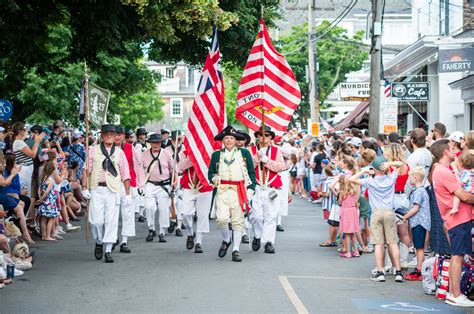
[369,0,383,138]
[308,0,319,137]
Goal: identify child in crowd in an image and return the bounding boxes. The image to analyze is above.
[36,161,60,241]
[402,166,431,281]
[357,149,376,253]
[337,175,361,258]
[350,156,404,283]
[319,165,337,247]
[450,152,474,215]
[289,153,299,196]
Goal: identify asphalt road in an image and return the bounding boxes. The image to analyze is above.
[2,197,469,313]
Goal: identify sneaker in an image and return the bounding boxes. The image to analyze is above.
[66,224,81,232]
[445,293,474,307]
[370,271,385,282]
[371,267,385,276]
[395,270,404,282]
[57,229,67,235]
[366,245,374,253]
[404,271,422,281]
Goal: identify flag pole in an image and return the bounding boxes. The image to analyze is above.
[260,5,267,189]
[83,61,91,243]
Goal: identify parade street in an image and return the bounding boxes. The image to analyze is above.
[2,198,465,314]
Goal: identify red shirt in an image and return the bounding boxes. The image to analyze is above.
[433,163,472,230]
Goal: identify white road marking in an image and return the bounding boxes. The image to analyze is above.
[278,275,309,314]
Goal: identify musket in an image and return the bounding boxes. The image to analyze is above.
[169,132,180,221]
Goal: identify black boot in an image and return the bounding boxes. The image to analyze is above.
[232,250,242,262]
[104,252,114,263]
[241,234,249,244]
[218,240,231,258]
[146,230,155,242]
[167,220,176,234]
[252,237,261,251]
[264,242,275,254]
[94,243,103,260]
[158,233,167,243]
[276,225,285,232]
[186,235,195,250]
[175,228,183,237]
[120,243,131,253]
[194,243,203,253]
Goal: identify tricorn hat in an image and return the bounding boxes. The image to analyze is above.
[115,126,125,134]
[136,127,147,135]
[214,126,245,141]
[101,124,117,134]
[254,125,275,140]
[236,130,251,146]
[148,133,163,143]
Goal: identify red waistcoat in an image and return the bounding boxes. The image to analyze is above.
[180,167,213,192]
[123,143,137,187]
[251,145,282,188]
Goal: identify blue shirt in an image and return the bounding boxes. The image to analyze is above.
[0,170,21,195]
[408,186,431,231]
[360,172,398,211]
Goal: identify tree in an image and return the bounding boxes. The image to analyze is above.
[278,21,368,128]
[0,0,281,128]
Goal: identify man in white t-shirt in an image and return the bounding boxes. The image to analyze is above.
[405,128,432,192]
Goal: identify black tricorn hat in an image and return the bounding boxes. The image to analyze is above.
[136,127,147,135]
[214,126,245,141]
[101,124,117,134]
[254,125,275,140]
[115,126,125,134]
[148,133,163,143]
[236,130,251,146]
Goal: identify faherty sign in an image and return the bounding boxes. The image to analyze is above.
[438,48,474,73]
[391,82,430,102]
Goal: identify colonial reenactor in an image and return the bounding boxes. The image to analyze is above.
[208,126,256,262]
[143,133,174,242]
[164,130,184,236]
[81,124,131,263]
[250,126,287,254]
[235,129,252,244]
[177,141,213,253]
[161,128,172,149]
[113,126,145,253]
[135,127,149,152]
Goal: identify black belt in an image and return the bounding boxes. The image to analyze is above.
[147,179,171,186]
[98,182,107,187]
[394,191,404,194]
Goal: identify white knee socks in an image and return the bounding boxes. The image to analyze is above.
[220,228,231,243]
[105,243,113,253]
[196,232,203,244]
[233,230,242,252]
[121,236,128,245]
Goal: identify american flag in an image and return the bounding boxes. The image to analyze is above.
[184,27,225,188]
[384,78,391,98]
[235,18,301,136]
[320,117,334,132]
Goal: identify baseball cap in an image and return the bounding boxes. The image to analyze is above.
[350,137,362,147]
[321,159,329,165]
[30,125,43,134]
[448,131,464,143]
[371,156,387,172]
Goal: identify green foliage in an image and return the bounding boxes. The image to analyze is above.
[279,21,368,128]
[222,62,243,127]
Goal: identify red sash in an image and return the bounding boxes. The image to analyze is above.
[220,180,250,212]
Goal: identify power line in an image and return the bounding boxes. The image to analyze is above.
[315,0,358,40]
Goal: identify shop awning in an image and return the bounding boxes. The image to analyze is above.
[334,101,369,131]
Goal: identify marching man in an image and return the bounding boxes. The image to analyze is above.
[177,138,213,253]
[82,124,131,263]
[250,126,286,254]
[208,126,256,262]
[143,133,175,243]
[135,127,149,223]
[114,126,145,253]
[165,131,184,237]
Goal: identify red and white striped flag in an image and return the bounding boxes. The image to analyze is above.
[320,117,334,132]
[235,18,301,136]
[184,27,225,188]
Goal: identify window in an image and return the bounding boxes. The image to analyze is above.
[165,67,175,79]
[170,98,183,118]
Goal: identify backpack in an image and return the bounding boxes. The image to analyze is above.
[421,257,436,295]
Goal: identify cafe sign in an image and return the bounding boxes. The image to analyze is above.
[438,48,474,73]
[391,82,430,102]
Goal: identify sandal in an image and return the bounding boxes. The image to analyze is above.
[340,253,352,258]
[319,242,337,247]
[351,252,361,258]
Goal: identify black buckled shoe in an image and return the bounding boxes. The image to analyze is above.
[232,250,242,262]
[112,238,120,251]
[175,228,183,237]
[186,235,195,250]
[146,230,155,242]
[104,252,114,263]
[276,225,285,232]
[218,240,231,258]
[138,215,146,223]
[94,243,103,260]
[264,242,275,254]
[252,237,261,251]
[167,221,177,234]
[120,243,131,253]
[158,234,167,243]
[241,234,249,244]
[194,243,203,253]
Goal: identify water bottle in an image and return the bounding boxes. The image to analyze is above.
[6,262,15,279]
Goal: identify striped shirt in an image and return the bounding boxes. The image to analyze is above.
[13,140,33,166]
[87,146,130,183]
[322,176,336,211]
